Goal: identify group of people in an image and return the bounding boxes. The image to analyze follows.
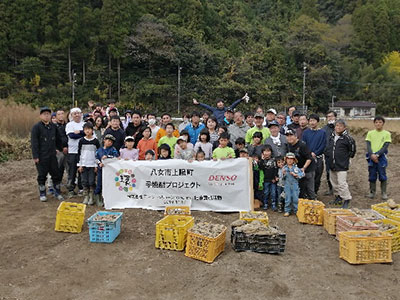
[31,96,392,216]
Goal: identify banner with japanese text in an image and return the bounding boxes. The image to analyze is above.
[103,158,252,211]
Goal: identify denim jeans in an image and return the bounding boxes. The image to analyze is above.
[94,167,103,195]
[263,182,277,209]
[284,183,300,213]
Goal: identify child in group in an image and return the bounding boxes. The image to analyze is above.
[144,149,155,161]
[212,126,233,150]
[194,129,213,160]
[275,156,285,213]
[119,136,139,160]
[137,127,158,160]
[158,144,172,160]
[259,145,278,210]
[252,154,264,205]
[158,123,178,158]
[175,129,193,157]
[366,116,392,200]
[248,132,264,157]
[234,137,246,158]
[212,132,235,160]
[94,134,119,206]
[175,136,195,161]
[239,148,249,158]
[196,150,206,161]
[77,122,101,205]
[282,152,305,217]
[103,115,125,151]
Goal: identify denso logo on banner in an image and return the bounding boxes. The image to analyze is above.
[208,175,238,182]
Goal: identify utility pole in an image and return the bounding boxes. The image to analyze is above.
[331,95,336,109]
[72,70,77,108]
[302,62,307,114]
[177,64,182,115]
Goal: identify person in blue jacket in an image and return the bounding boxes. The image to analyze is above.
[184,111,205,144]
[192,93,250,123]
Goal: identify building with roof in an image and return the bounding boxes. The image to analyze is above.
[330,101,376,118]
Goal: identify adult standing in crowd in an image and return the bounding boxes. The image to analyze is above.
[228,111,250,149]
[155,113,180,142]
[295,114,308,140]
[302,114,326,196]
[206,116,219,144]
[276,112,288,134]
[265,108,277,127]
[324,120,356,208]
[55,108,68,181]
[192,93,249,124]
[264,120,288,158]
[322,110,337,195]
[245,112,254,128]
[147,113,160,140]
[286,105,296,125]
[245,113,270,144]
[31,107,66,202]
[65,107,84,197]
[125,110,147,148]
[220,107,234,127]
[286,129,316,200]
[287,110,300,132]
[185,111,205,144]
[178,113,190,132]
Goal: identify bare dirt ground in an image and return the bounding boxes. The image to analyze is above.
[0,133,399,300]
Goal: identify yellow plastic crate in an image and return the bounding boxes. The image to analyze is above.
[373,218,400,253]
[185,227,227,263]
[55,202,86,233]
[389,215,400,223]
[239,211,269,226]
[323,208,355,235]
[371,202,400,218]
[297,199,325,225]
[339,230,392,264]
[164,206,191,216]
[155,215,194,251]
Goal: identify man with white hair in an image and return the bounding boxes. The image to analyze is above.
[66,107,85,197]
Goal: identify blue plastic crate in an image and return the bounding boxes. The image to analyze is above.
[87,211,123,243]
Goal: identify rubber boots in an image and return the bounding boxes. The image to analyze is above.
[54,184,64,201]
[342,199,350,209]
[88,190,95,205]
[39,185,47,202]
[82,189,89,204]
[381,181,388,200]
[367,181,376,199]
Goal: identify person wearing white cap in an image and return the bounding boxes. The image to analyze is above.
[65,107,84,197]
[265,108,277,127]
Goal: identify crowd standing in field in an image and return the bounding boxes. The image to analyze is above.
[31,96,392,215]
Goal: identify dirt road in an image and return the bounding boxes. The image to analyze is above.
[0,133,399,300]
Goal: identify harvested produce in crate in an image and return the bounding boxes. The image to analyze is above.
[346,219,371,227]
[92,214,119,222]
[351,208,383,221]
[189,222,226,238]
[375,222,397,231]
[234,220,280,235]
[241,212,266,220]
[387,199,398,209]
[351,231,382,238]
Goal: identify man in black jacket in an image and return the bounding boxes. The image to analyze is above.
[324,120,356,208]
[125,110,147,148]
[286,129,316,200]
[31,107,67,202]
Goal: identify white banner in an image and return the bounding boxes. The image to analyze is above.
[103,158,252,212]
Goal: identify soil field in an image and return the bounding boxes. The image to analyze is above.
[0,133,399,300]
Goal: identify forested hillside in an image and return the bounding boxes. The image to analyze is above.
[1,0,400,114]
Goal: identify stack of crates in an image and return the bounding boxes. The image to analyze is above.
[155,206,194,251]
[323,208,355,235]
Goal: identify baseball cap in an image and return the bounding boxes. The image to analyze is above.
[226,107,234,113]
[239,148,248,153]
[292,110,300,116]
[285,129,296,136]
[177,136,187,143]
[268,120,279,128]
[104,134,116,141]
[285,152,296,159]
[267,108,277,115]
[254,112,264,118]
[40,107,51,114]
